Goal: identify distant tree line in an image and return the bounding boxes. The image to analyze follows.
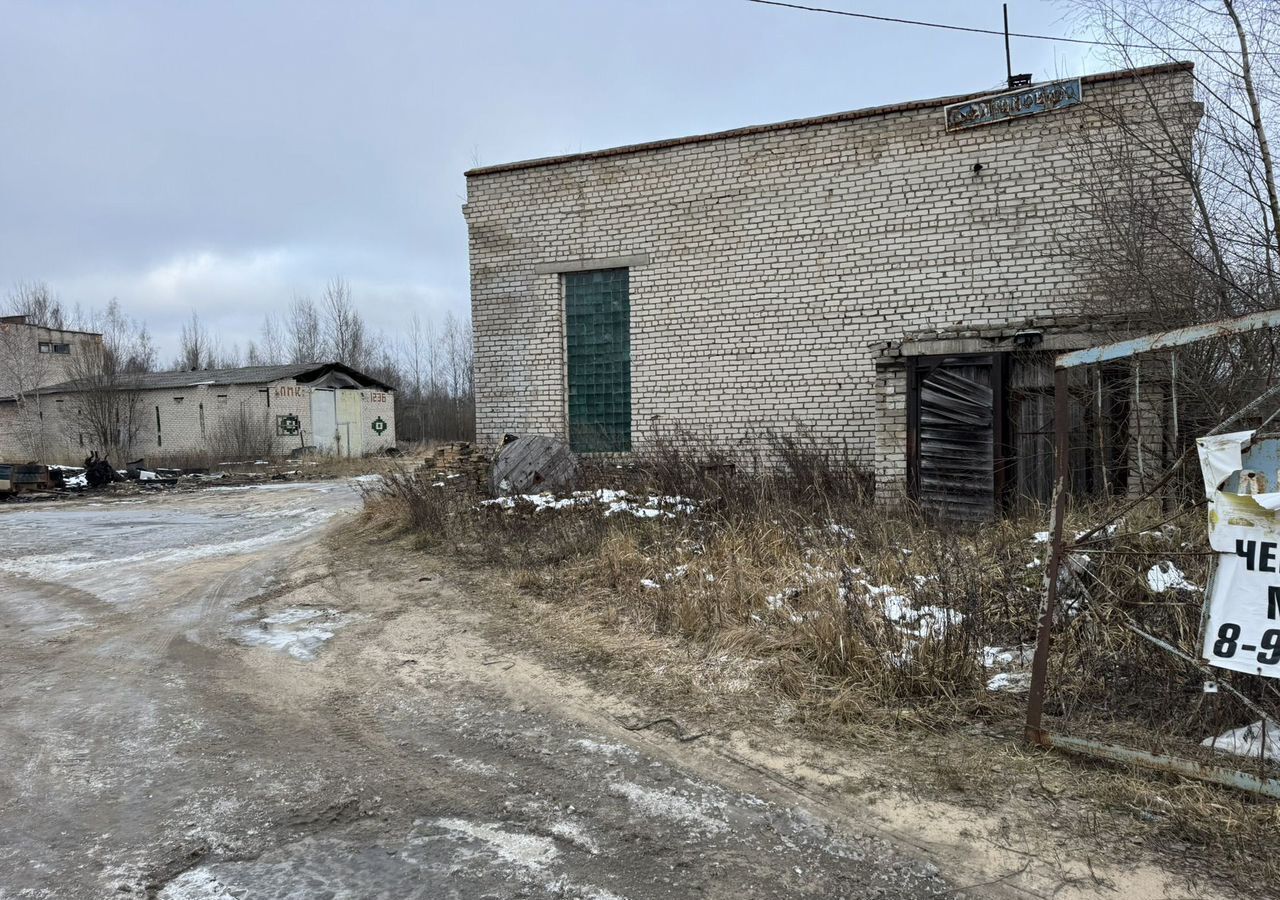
[3,275,475,446]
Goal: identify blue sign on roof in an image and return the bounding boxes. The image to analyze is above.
[944,78,1083,132]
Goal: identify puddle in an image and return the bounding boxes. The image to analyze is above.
[235,607,353,660]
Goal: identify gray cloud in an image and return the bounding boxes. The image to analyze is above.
[0,0,1089,360]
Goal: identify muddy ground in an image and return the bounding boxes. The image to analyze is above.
[0,484,1245,899]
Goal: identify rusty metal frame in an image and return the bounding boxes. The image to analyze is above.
[1024,308,1280,795]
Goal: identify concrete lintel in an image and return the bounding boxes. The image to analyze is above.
[895,331,1100,358]
[533,254,650,275]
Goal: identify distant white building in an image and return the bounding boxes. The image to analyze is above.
[0,362,395,463]
[0,315,104,398]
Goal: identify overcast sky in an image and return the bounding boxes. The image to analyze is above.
[0,0,1105,363]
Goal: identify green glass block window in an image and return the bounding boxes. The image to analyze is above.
[565,268,631,452]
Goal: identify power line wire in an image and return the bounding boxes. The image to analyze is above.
[743,0,1249,58]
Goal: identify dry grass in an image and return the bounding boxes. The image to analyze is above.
[360,436,1280,893]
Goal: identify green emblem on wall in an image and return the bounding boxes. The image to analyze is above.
[276,414,301,436]
[371,416,388,435]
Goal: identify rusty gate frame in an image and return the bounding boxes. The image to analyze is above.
[1024,308,1280,797]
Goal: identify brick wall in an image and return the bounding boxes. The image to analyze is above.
[0,380,396,464]
[464,65,1197,495]
[0,322,102,398]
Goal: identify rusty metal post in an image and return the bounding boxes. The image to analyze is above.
[1025,366,1071,746]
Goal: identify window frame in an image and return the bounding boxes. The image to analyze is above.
[562,267,632,454]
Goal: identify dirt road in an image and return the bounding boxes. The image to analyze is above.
[0,483,956,899]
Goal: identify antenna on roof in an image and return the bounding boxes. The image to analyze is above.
[1004,4,1032,89]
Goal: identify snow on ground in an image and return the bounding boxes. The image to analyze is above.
[847,578,963,640]
[986,672,1033,692]
[550,819,601,855]
[480,489,694,519]
[235,607,354,661]
[607,781,727,834]
[157,869,227,899]
[0,504,342,592]
[982,646,1033,668]
[571,738,637,759]
[430,818,559,870]
[982,645,1035,692]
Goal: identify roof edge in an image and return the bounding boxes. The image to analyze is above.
[11,361,396,400]
[465,61,1194,178]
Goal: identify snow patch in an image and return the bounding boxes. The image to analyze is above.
[826,522,856,541]
[551,820,601,855]
[608,781,726,833]
[855,580,963,639]
[157,869,225,899]
[982,645,1033,668]
[432,818,558,870]
[986,672,1033,693]
[572,738,636,758]
[236,607,352,660]
[481,489,694,519]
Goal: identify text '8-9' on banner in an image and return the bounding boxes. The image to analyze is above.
[1199,431,1280,677]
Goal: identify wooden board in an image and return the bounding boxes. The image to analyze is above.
[490,435,579,496]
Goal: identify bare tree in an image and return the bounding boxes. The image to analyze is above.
[287,293,323,364]
[5,281,67,329]
[321,276,367,368]
[1058,0,1280,492]
[1069,0,1280,316]
[65,300,154,459]
[260,311,285,364]
[176,310,212,371]
[407,314,428,440]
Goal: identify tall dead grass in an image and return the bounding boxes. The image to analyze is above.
[364,435,1267,745]
[359,434,1280,892]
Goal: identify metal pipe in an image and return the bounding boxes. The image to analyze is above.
[1057,308,1280,369]
[1003,4,1013,89]
[1025,366,1071,746]
[1043,732,1280,799]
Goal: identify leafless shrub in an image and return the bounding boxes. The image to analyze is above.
[210,405,276,461]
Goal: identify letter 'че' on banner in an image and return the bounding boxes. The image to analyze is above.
[1198,430,1280,677]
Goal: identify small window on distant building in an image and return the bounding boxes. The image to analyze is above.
[216,394,229,405]
[52,343,71,354]
[173,396,185,404]
[38,342,51,353]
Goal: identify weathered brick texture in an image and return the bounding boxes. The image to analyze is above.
[465,64,1197,496]
[0,380,395,464]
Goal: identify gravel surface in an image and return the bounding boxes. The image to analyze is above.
[0,483,958,899]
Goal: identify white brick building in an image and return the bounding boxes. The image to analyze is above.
[0,316,106,462]
[0,363,395,464]
[0,315,103,398]
[464,63,1198,516]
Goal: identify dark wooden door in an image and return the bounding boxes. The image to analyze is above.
[909,356,1001,521]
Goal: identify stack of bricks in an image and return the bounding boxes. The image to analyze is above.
[423,442,490,493]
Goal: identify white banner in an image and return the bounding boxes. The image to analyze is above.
[1202,549,1280,678]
